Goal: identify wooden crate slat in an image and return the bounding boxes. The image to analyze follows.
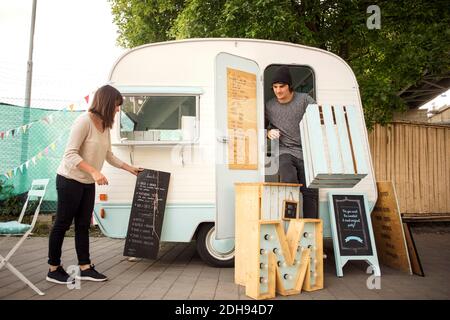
[262,186,271,220]
[334,105,355,174]
[300,119,314,187]
[305,104,328,175]
[270,185,279,220]
[277,186,287,221]
[322,105,343,174]
[345,105,368,175]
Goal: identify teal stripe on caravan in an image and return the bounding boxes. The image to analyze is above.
[94,201,376,246]
[93,203,215,242]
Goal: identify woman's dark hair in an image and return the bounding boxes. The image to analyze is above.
[88,85,123,130]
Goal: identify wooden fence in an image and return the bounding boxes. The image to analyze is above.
[368,121,450,217]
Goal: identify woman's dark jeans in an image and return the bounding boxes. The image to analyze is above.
[279,153,319,219]
[48,174,95,266]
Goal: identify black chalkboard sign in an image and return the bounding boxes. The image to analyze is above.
[331,194,373,256]
[283,200,299,220]
[123,169,170,259]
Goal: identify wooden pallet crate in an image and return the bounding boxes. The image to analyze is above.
[300,104,368,188]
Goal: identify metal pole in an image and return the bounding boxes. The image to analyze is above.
[24,0,37,107]
[20,0,37,193]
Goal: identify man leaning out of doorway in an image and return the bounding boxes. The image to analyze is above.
[265,66,319,218]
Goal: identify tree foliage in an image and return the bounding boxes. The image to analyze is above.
[109,0,450,127]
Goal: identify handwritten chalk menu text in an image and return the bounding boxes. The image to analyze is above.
[226,67,258,170]
[328,193,380,277]
[123,169,170,259]
[332,194,373,256]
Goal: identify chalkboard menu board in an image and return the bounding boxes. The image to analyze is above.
[283,200,299,220]
[331,194,373,256]
[123,169,170,259]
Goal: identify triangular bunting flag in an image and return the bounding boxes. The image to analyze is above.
[25,161,30,169]
[4,173,9,180]
[6,130,10,138]
[50,143,56,151]
[42,116,49,124]
[19,164,25,173]
[22,125,28,134]
[7,170,13,179]
[69,104,75,112]
[84,95,89,104]
[37,152,43,159]
[32,157,37,165]
[13,167,18,176]
[44,147,49,155]
[0,132,4,140]
[48,115,54,123]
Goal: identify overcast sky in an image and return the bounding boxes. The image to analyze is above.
[0,0,125,109]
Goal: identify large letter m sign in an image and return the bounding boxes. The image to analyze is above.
[236,219,324,300]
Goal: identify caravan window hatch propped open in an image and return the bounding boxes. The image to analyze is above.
[114,86,202,145]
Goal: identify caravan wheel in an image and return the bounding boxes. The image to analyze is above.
[196,223,235,267]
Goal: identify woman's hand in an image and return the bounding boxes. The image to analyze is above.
[123,164,144,176]
[91,170,109,185]
[77,161,108,185]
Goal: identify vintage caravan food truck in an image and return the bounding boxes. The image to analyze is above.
[93,38,377,267]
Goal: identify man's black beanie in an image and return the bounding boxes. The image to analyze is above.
[272,66,292,87]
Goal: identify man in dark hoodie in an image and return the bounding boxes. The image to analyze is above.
[265,66,318,218]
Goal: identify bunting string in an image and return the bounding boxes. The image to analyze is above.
[0,103,79,140]
[1,133,67,180]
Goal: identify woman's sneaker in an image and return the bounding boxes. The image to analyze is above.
[46,266,74,285]
[76,264,108,282]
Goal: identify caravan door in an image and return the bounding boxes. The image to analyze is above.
[215,52,264,239]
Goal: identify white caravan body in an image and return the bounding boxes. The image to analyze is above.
[93,38,377,265]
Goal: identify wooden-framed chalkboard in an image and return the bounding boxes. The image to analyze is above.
[123,169,170,259]
[332,194,372,256]
[328,192,380,277]
[282,200,299,220]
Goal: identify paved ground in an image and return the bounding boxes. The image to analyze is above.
[1,227,449,300]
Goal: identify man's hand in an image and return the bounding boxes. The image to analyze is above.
[267,129,280,140]
[91,170,109,185]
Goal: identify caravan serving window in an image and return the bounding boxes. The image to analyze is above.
[119,95,199,143]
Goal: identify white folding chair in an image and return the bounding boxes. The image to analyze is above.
[0,178,50,296]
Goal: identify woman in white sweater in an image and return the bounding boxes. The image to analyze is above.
[46,85,142,284]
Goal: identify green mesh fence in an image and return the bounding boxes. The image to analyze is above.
[0,103,83,212]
